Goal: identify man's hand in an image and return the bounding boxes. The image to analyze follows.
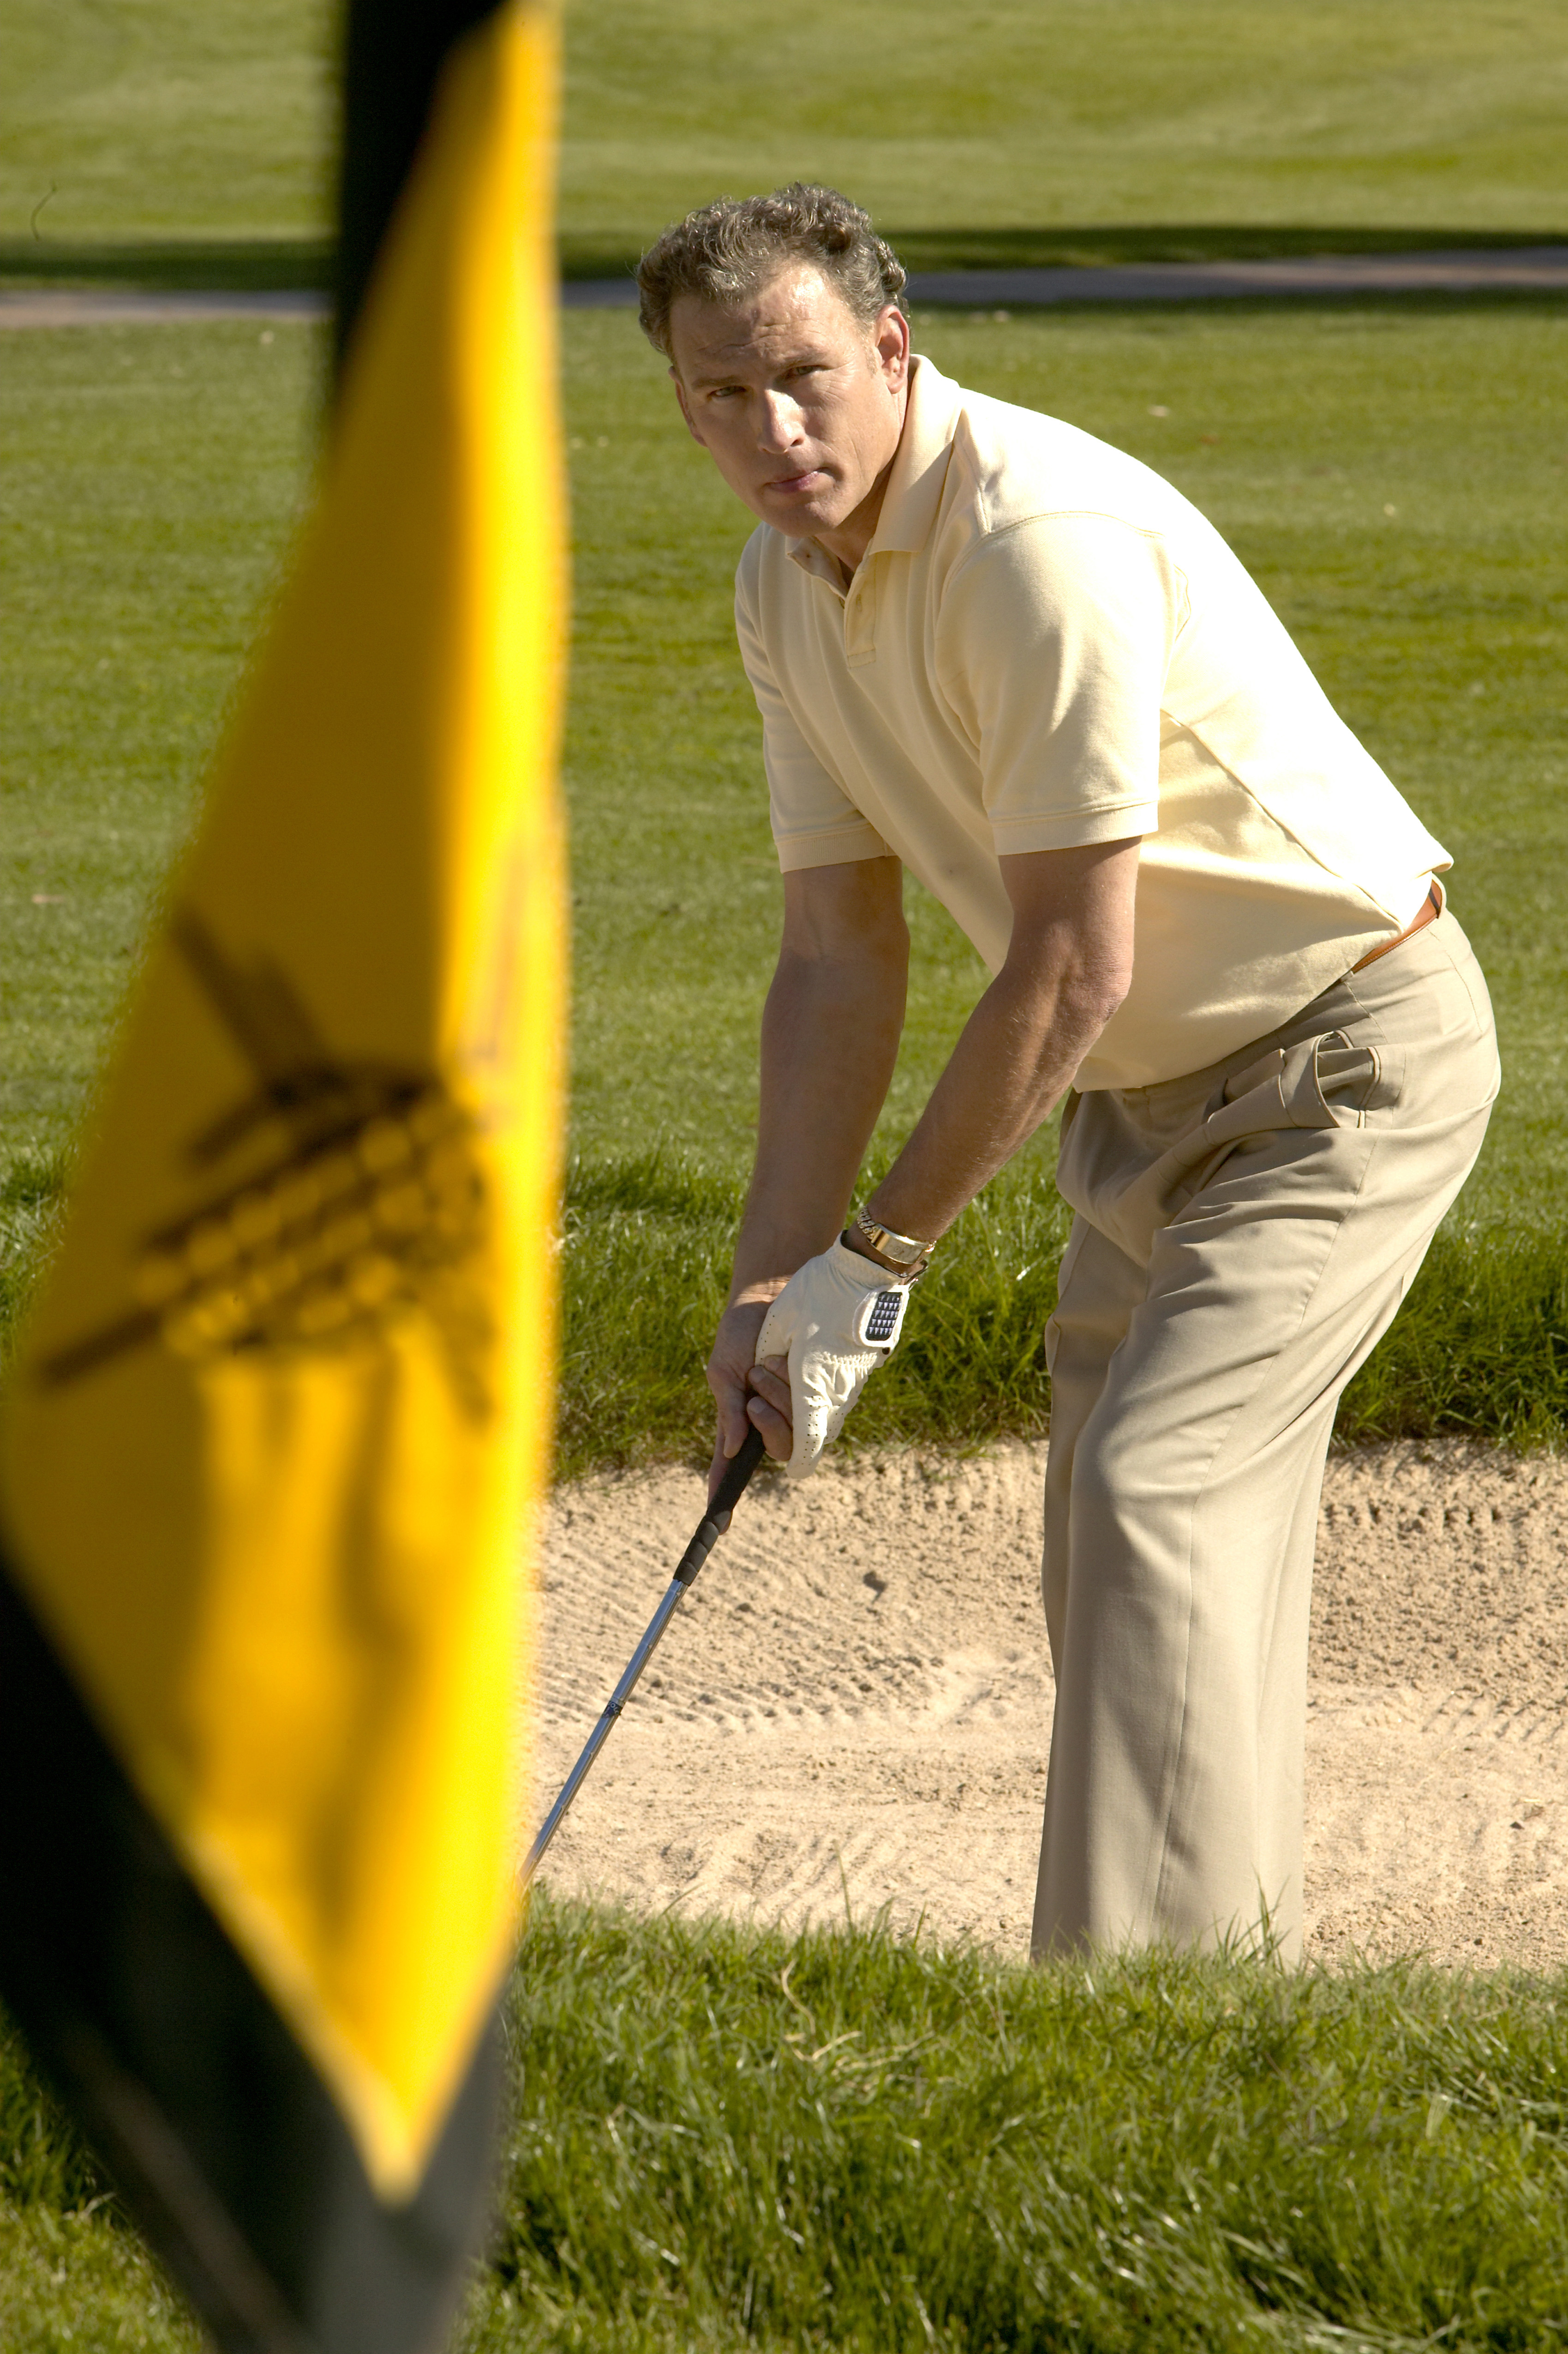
[753,1240,912,1480]
[706,1294,792,1503]
[705,1244,915,1495]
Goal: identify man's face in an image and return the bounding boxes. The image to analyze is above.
[668,265,910,549]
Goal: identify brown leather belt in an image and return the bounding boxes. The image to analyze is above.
[1351,879,1442,973]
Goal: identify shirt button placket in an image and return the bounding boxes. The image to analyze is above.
[844,573,876,669]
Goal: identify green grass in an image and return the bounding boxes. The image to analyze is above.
[557,1160,1568,1480]
[4,1,1565,270]
[0,320,322,1148]
[0,2007,199,2350]
[0,0,334,247]
[560,0,1568,270]
[557,1151,1073,1478]
[6,1901,1568,2350]
[474,1899,1568,2352]
[3,304,1566,1452]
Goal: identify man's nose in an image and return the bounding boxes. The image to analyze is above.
[755,392,804,451]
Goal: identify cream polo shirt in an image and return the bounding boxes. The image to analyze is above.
[734,355,1447,1091]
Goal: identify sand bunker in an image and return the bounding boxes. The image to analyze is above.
[531,1439,1568,1970]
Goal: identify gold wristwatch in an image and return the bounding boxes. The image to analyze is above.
[848,1205,936,1275]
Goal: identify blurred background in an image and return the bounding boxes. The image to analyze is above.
[3,3,1565,1472]
[2,1,1565,270]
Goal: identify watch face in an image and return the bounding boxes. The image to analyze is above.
[860,1217,923,1267]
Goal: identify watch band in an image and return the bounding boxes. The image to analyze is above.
[851,1205,935,1273]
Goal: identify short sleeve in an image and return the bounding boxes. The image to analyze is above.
[735,555,893,872]
[935,514,1183,856]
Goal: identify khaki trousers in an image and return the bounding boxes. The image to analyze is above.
[1032,907,1499,1964]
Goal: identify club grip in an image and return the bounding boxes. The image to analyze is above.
[711,1420,767,1519]
[674,1423,767,1586]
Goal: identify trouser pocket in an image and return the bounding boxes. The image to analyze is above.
[1065,1029,1406,1267]
[1227,1030,1405,1129]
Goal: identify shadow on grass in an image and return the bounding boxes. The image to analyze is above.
[2,226,1563,294]
[0,238,335,292]
[557,221,1568,282]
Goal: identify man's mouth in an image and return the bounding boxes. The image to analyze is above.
[765,468,828,495]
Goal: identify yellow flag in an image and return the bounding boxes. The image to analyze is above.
[0,0,562,2269]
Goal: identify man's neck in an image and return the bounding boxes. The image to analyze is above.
[815,480,889,582]
[813,382,911,581]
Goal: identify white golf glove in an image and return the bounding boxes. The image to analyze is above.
[754,1239,916,1480]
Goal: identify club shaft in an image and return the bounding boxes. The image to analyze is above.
[520,1575,686,1889]
[520,1425,767,1892]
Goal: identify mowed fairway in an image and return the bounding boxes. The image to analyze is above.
[4,303,1567,1463]
[5,0,1568,257]
[560,0,1568,262]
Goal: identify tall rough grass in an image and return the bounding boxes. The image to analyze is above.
[467,1897,1568,2351]
[6,1144,1554,1469]
[4,1149,1562,1475]
[556,1151,1071,1478]
[1337,1219,1568,1449]
[558,1153,1568,1478]
[0,1152,66,1380]
[0,2012,105,2216]
[5,1905,1567,2351]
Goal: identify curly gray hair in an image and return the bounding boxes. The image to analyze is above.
[636,184,908,361]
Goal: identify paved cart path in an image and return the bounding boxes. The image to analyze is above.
[558,245,1568,309]
[3,246,1566,327]
[532,1439,1568,1970]
[0,288,332,326]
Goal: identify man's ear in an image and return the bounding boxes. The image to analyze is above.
[671,369,706,447]
[874,303,910,391]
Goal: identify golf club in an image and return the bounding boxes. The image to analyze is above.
[520,1422,768,1890]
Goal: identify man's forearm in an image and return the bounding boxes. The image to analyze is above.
[861,956,1119,1249]
[728,944,906,1302]
[851,840,1137,1249]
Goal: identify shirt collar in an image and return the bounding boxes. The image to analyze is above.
[863,354,962,557]
[785,354,962,582]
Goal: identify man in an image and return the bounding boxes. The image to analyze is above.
[635,185,1499,1962]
